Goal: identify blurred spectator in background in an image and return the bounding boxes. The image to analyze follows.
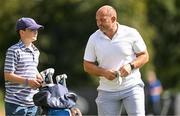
[146,70,163,115]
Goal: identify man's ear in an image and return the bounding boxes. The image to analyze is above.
[111,16,116,23]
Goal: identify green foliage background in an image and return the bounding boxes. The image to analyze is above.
[0,0,180,114]
[147,0,180,91]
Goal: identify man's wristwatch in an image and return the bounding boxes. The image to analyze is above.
[129,63,135,70]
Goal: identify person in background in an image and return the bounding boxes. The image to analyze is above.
[83,5,149,116]
[4,17,43,115]
[146,70,163,115]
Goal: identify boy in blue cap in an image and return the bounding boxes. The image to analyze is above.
[4,17,44,115]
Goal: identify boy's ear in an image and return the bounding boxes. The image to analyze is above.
[19,30,24,35]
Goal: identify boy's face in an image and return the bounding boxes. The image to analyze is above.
[20,28,38,42]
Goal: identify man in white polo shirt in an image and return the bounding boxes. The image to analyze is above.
[83,5,149,116]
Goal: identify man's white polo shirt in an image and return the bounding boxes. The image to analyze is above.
[84,24,147,91]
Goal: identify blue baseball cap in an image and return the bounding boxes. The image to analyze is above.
[16,17,44,31]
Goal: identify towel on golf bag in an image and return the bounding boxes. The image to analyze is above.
[33,84,77,109]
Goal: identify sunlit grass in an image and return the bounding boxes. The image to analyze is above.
[0,90,5,116]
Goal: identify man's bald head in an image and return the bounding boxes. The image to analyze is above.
[96,5,117,19]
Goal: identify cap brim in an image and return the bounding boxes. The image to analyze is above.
[27,24,44,30]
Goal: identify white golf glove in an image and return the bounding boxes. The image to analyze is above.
[123,63,132,74]
[115,71,122,85]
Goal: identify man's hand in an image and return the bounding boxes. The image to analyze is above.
[103,70,117,80]
[119,63,132,77]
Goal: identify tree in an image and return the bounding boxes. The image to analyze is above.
[147,0,180,90]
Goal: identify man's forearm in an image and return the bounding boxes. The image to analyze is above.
[83,60,105,77]
[131,50,149,69]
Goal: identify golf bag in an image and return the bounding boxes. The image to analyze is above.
[33,68,77,115]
